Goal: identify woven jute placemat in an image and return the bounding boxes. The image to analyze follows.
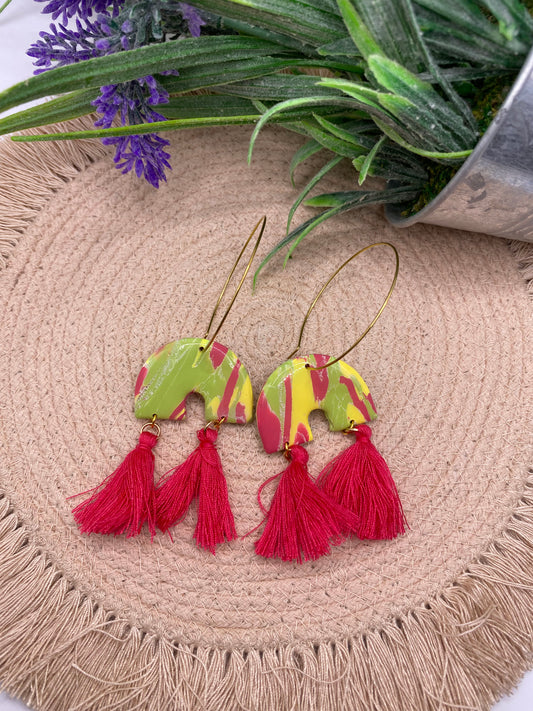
[0,118,532,711]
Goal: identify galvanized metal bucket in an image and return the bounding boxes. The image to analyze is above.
[386,47,533,242]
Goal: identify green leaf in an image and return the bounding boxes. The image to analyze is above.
[246,94,357,162]
[303,192,353,207]
[254,183,420,278]
[401,0,478,133]
[192,0,347,46]
[415,2,529,63]
[300,118,368,157]
[284,185,419,264]
[352,148,427,183]
[287,155,343,233]
[317,75,443,149]
[335,0,384,58]
[217,73,345,100]
[0,90,96,137]
[370,143,428,180]
[289,139,323,185]
[303,185,419,207]
[292,117,427,183]
[256,203,346,276]
[479,0,533,41]
[376,92,455,149]
[162,95,265,118]
[375,91,416,117]
[312,113,373,148]
[367,54,476,148]
[367,53,440,103]
[423,29,526,69]
[417,66,517,82]
[0,36,290,115]
[203,14,320,54]
[416,0,497,38]
[317,36,361,56]
[346,0,421,71]
[373,117,473,159]
[282,57,366,72]
[357,134,386,184]
[160,57,297,94]
[415,0,527,47]
[0,0,14,14]
[318,77,386,111]
[162,57,364,97]
[251,98,269,114]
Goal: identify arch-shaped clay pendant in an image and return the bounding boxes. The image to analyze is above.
[256,353,376,453]
[134,337,253,424]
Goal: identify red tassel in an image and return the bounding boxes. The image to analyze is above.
[194,428,237,553]
[317,424,407,540]
[255,444,358,563]
[156,427,237,553]
[71,430,157,538]
[155,445,201,533]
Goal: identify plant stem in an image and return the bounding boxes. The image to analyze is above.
[0,0,14,14]
[9,114,278,142]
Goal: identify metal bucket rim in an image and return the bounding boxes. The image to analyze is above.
[385,44,533,227]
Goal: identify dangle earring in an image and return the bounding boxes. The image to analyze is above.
[71,217,266,551]
[254,242,407,563]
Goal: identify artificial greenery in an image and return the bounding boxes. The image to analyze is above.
[1,0,532,272]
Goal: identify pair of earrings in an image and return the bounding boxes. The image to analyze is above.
[71,218,407,562]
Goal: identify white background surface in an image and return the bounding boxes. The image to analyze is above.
[0,1,532,709]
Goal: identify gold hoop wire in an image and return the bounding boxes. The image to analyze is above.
[201,216,267,355]
[287,242,399,370]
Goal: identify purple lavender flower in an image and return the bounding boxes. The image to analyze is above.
[27,18,104,72]
[28,3,207,188]
[178,3,205,37]
[93,77,172,188]
[102,133,172,188]
[28,3,206,72]
[36,0,124,23]
[27,12,139,71]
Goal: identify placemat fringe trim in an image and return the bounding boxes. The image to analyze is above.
[509,239,533,296]
[0,476,533,710]
[0,117,107,270]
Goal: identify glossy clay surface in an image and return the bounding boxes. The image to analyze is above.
[134,338,253,424]
[256,354,376,453]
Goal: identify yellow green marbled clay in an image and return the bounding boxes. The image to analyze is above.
[134,338,253,424]
[257,354,376,453]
